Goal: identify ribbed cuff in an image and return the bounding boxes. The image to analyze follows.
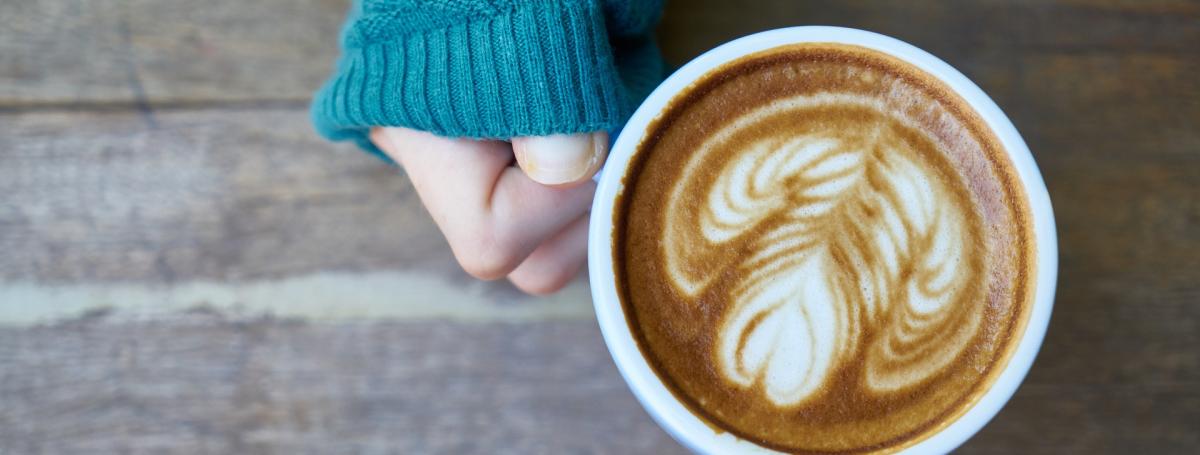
[312,1,629,162]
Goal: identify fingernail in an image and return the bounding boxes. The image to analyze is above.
[515,133,607,185]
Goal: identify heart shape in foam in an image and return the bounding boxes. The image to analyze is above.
[663,94,985,407]
[590,27,1058,455]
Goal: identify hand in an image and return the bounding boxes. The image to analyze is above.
[370,127,606,295]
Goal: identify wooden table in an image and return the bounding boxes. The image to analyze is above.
[1,0,1196,453]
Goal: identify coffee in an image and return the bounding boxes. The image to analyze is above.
[613,43,1034,453]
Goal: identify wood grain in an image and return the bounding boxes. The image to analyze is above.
[0,0,346,107]
[657,0,1200,66]
[0,316,685,454]
[1,313,1193,454]
[1,0,1198,453]
[0,109,451,283]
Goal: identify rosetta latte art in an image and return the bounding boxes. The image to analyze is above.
[617,44,1032,451]
[664,94,985,407]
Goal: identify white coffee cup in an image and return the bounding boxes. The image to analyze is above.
[588,26,1058,454]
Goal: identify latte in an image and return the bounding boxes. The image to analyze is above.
[613,43,1034,453]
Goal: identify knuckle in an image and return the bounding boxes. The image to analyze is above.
[451,226,521,280]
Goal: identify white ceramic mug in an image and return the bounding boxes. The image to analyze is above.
[588,26,1058,454]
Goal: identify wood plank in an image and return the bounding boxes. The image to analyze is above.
[0,316,686,454]
[968,384,1200,453]
[0,108,601,319]
[0,0,348,106]
[6,0,1196,106]
[657,0,1200,67]
[0,314,1194,454]
[0,108,448,283]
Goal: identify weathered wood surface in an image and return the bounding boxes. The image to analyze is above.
[0,317,685,454]
[2,0,1199,453]
[0,0,345,106]
[0,109,596,321]
[0,316,1195,454]
[0,109,445,283]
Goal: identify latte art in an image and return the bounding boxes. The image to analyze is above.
[664,95,984,407]
[614,43,1034,453]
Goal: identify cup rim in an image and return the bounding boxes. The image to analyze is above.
[588,26,1058,454]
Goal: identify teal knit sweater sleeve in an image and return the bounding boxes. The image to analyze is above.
[312,0,666,162]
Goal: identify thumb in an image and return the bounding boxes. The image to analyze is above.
[512,132,608,187]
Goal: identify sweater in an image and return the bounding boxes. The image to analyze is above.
[311,0,666,162]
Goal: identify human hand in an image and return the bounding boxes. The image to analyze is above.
[370,127,606,295]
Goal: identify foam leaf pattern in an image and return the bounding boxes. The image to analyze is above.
[664,95,983,407]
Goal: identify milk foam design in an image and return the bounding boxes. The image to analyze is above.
[664,94,985,406]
